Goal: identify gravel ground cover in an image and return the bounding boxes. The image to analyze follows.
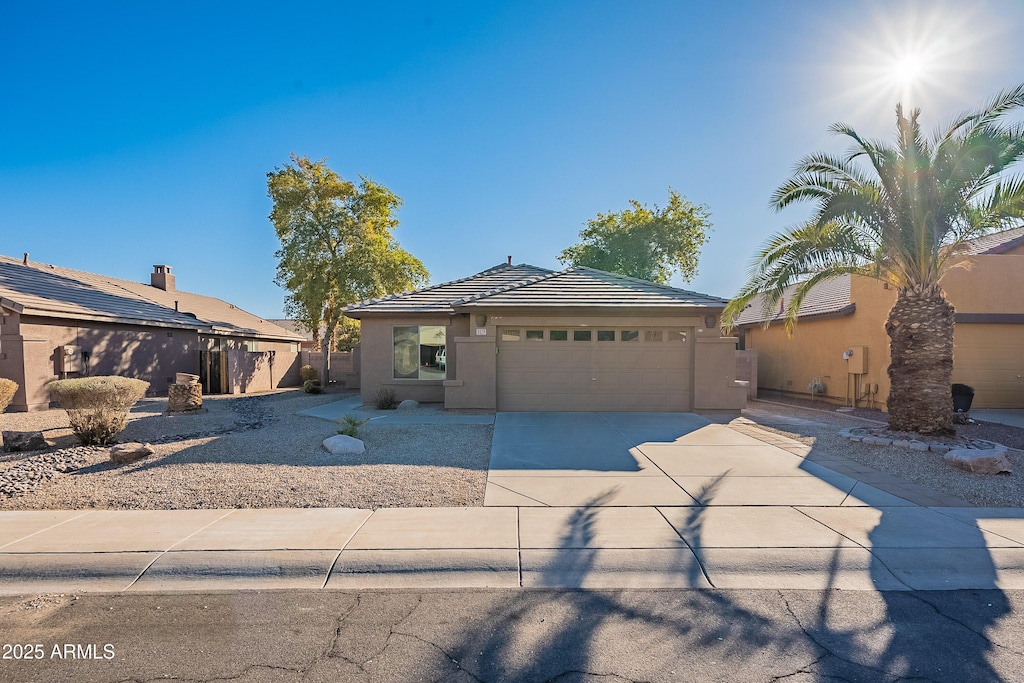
[742,397,1024,507]
[0,390,491,510]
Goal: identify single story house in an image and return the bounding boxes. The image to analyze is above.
[733,226,1024,409]
[344,262,746,412]
[0,256,306,412]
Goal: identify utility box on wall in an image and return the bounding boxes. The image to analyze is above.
[58,345,82,373]
[847,345,868,375]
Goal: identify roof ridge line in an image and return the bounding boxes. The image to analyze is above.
[561,265,728,302]
[347,263,554,310]
[451,268,566,305]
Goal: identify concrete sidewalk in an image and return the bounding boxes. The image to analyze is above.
[3,404,1023,594]
[2,504,1024,593]
[298,396,494,425]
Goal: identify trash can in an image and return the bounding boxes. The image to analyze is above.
[952,383,975,413]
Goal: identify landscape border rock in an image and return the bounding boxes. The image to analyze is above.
[397,399,419,411]
[840,426,1012,475]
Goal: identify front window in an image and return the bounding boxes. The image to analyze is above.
[393,326,446,379]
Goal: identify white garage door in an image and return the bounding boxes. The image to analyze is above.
[497,326,694,411]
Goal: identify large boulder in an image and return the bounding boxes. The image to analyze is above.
[2,430,48,452]
[110,442,154,465]
[944,448,1012,475]
[323,434,365,455]
[397,399,419,411]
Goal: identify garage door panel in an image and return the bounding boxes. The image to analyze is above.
[497,326,693,412]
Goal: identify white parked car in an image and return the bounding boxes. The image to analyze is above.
[435,348,446,369]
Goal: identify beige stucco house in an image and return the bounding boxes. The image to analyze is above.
[344,263,746,412]
[734,227,1024,409]
[0,256,306,412]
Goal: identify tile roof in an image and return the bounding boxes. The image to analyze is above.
[962,225,1024,255]
[345,263,727,316]
[0,255,303,341]
[345,264,554,314]
[732,274,854,327]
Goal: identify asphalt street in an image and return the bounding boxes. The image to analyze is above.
[2,588,1023,682]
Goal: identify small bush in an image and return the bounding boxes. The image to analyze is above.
[337,415,369,437]
[373,387,398,410]
[303,379,323,394]
[48,376,149,445]
[0,378,17,413]
[300,365,319,382]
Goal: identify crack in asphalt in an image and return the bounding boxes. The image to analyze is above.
[544,670,644,682]
[776,589,898,683]
[905,591,1024,658]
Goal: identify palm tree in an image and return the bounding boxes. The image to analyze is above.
[723,85,1024,435]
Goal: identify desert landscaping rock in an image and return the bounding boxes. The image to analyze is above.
[322,434,366,455]
[945,448,1013,476]
[2,430,48,453]
[109,442,154,465]
[0,391,491,509]
[0,446,102,497]
[397,399,419,410]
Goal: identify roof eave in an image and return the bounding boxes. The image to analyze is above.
[736,303,857,329]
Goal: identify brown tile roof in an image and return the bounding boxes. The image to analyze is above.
[732,274,854,327]
[0,255,303,341]
[345,263,727,316]
[455,266,728,309]
[962,226,1024,255]
[345,264,554,315]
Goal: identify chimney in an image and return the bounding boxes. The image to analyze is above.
[507,255,512,265]
[151,265,175,291]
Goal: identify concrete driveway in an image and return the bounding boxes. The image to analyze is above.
[485,411,902,507]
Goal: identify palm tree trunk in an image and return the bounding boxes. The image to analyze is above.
[885,283,955,435]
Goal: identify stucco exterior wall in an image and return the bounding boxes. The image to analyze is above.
[744,276,895,408]
[693,337,747,410]
[744,252,1024,409]
[358,315,452,405]
[8,317,202,411]
[224,339,301,394]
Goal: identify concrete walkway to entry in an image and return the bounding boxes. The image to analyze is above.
[1,408,1023,593]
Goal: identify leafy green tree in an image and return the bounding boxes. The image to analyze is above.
[268,155,428,383]
[723,85,1024,435]
[558,189,712,283]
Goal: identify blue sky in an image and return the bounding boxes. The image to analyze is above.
[2,1,1022,318]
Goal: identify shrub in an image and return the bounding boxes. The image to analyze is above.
[48,376,150,445]
[373,387,398,410]
[303,379,323,394]
[336,415,369,437]
[300,365,319,382]
[0,378,17,413]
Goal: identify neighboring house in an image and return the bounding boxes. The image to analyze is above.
[268,319,317,350]
[0,256,306,412]
[344,263,746,412]
[733,226,1024,409]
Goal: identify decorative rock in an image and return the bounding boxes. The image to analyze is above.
[863,436,893,446]
[322,434,365,455]
[929,444,951,454]
[397,399,419,411]
[168,383,203,412]
[892,439,913,448]
[944,448,1012,476]
[2,430,48,453]
[175,372,200,385]
[909,441,930,452]
[109,442,154,465]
